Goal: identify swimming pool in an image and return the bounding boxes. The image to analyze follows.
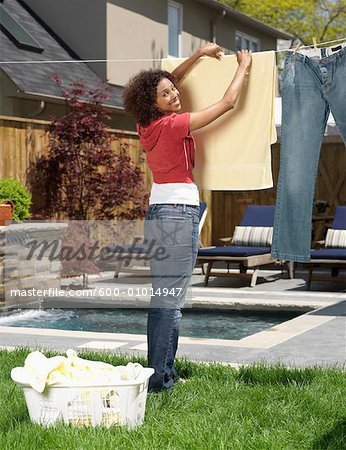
[0,308,299,340]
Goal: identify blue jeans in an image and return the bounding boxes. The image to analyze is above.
[144,203,200,392]
[272,45,346,262]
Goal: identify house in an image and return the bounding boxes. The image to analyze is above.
[0,0,292,129]
[0,0,131,129]
[2,0,307,245]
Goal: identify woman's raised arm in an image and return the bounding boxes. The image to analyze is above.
[189,50,252,132]
[172,43,222,83]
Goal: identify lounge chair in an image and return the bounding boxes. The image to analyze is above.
[197,205,292,287]
[306,206,346,289]
[105,202,208,277]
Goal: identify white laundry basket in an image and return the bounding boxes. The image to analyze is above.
[18,368,154,428]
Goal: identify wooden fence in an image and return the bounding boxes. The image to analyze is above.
[0,115,148,182]
[0,116,49,185]
[1,115,345,246]
[0,114,151,212]
[211,141,346,246]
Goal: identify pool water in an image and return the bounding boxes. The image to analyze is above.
[0,308,298,340]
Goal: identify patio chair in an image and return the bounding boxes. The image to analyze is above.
[197,205,293,287]
[105,202,208,277]
[306,206,346,289]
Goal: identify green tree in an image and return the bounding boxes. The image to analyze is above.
[222,0,346,44]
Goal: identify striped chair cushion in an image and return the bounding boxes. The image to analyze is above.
[325,229,346,248]
[232,226,273,247]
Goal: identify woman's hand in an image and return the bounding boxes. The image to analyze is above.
[200,43,222,60]
[172,43,222,82]
[236,49,252,70]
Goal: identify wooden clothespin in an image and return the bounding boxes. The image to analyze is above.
[293,41,303,54]
[312,37,318,50]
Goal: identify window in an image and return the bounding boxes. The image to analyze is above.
[235,31,260,53]
[168,1,182,57]
[0,3,43,52]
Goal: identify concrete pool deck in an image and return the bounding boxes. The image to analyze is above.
[0,268,345,368]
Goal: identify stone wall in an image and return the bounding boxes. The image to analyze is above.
[0,223,67,308]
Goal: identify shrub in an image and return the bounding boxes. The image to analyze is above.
[0,178,32,221]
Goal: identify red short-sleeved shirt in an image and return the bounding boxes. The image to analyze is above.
[137,112,196,184]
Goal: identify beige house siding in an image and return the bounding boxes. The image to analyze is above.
[1,1,285,127]
[107,2,166,86]
[7,1,282,89]
[179,0,277,52]
[107,0,278,86]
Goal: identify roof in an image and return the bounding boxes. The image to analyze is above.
[0,0,124,110]
[0,0,293,113]
[196,0,293,40]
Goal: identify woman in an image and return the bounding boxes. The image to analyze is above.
[123,44,252,393]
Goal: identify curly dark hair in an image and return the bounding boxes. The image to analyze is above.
[123,69,177,126]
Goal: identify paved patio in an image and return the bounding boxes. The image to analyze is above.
[0,267,345,368]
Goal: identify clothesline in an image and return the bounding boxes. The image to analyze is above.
[0,37,345,65]
[285,36,346,52]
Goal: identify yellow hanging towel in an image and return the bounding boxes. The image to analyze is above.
[162,51,277,190]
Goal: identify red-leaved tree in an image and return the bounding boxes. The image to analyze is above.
[43,75,148,221]
[32,77,148,285]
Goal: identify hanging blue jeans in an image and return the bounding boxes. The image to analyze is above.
[144,203,199,392]
[272,44,346,262]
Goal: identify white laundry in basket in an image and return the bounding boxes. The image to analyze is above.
[11,350,154,428]
[11,349,144,392]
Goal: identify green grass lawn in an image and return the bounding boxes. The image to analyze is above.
[0,348,345,450]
